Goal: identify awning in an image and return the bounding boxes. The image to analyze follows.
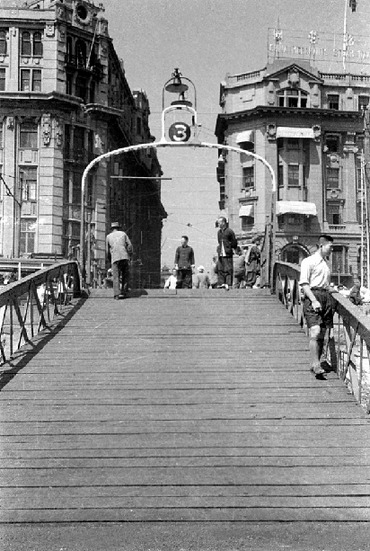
[236,130,254,144]
[239,204,254,218]
[276,127,314,139]
[276,201,317,216]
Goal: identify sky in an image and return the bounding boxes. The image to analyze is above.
[102,0,370,269]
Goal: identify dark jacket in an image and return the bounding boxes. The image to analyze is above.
[217,227,237,257]
[175,245,195,269]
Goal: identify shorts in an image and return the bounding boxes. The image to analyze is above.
[303,287,334,329]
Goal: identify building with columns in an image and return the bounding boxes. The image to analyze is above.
[215,59,369,286]
[0,0,166,287]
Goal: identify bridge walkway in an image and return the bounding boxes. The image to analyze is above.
[0,288,369,550]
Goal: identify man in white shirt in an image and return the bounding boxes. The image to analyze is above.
[299,234,334,377]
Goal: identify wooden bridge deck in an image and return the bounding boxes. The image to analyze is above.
[0,288,370,549]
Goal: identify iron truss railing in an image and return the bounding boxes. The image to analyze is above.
[273,261,370,413]
[0,261,82,365]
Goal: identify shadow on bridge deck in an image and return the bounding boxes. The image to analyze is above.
[0,288,370,550]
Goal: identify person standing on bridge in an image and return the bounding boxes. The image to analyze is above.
[106,221,133,300]
[216,216,238,290]
[299,234,335,377]
[174,235,195,289]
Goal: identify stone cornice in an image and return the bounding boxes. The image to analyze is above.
[215,105,363,137]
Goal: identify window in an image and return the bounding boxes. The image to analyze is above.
[74,127,85,160]
[72,170,82,204]
[283,246,300,264]
[20,168,37,216]
[20,122,38,149]
[325,135,339,153]
[20,31,31,56]
[21,168,37,202]
[326,167,340,189]
[136,117,142,135]
[278,165,284,187]
[20,69,42,92]
[288,165,299,187]
[0,68,5,92]
[327,94,339,110]
[242,166,254,190]
[358,95,369,111]
[66,36,73,63]
[75,39,86,68]
[240,215,254,231]
[75,75,88,102]
[287,138,299,150]
[33,31,42,57]
[327,202,342,225]
[19,219,36,254]
[32,69,41,91]
[0,30,7,55]
[331,246,348,274]
[278,89,308,108]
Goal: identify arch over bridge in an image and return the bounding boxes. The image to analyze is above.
[79,103,277,286]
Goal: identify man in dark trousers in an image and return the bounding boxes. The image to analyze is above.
[106,221,133,299]
[217,217,238,290]
[174,235,195,289]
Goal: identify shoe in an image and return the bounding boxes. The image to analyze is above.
[119,294,125,299]
[224,284,229,291]
[114,295,120,300]
[310,365,326,376]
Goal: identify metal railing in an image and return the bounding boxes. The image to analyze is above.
[273,261,370,412]
[0,261,82,365]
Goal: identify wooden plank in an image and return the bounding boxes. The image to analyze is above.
[0,288,369,530]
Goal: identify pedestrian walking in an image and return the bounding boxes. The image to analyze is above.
[245,236,262,288]
[164,268,178,290]
[299,234,335,377]
[216,217,237,290]
[106,221,133,299]
[174,235,195,289]
[193,266,210,289]
[233,247,247,288]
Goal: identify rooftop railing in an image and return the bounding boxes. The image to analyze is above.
[273,261,370,412]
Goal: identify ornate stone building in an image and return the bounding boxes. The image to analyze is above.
[215,59,369,286]
[0,0,166,287]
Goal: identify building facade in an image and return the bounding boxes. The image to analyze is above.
[0,0,166,287]
[215,59,369,286]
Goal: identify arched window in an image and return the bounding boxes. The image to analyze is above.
[66,36,73,63]
[0,30,7,55]
[33,31,43,57]
[75,39,86,68]
[280,244,309,265]
[21,31,31,56]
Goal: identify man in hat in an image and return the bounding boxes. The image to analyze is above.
[106,222,133,299]
[193,265,210,289]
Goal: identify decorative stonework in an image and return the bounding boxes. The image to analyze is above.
[312,124,321,141]
[45,24,55,37]
[288,69,300,87]
[42,114,51,146]
[54,117,63,147]
[266,123,276,141]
